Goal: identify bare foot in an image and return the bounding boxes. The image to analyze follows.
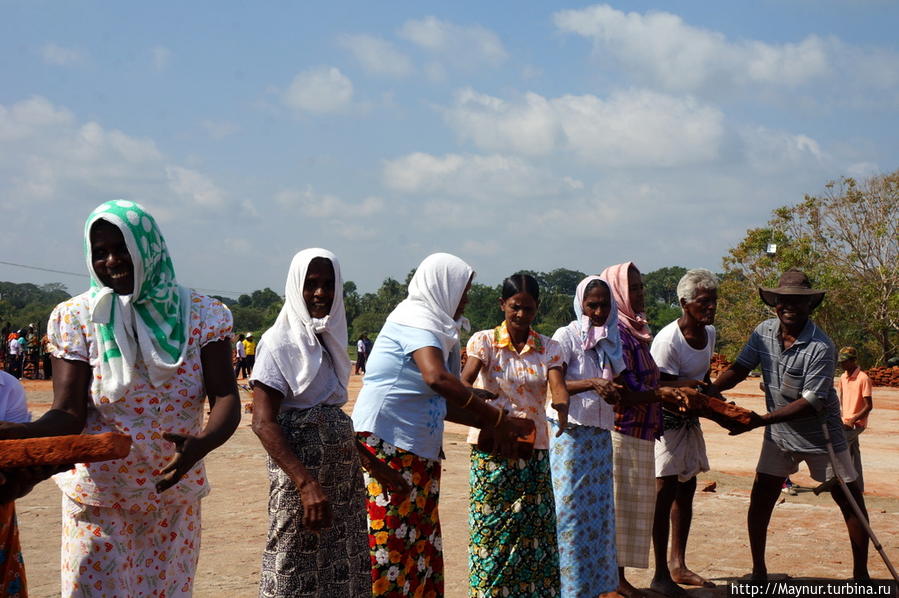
[670,566,715,588]
[650,576,687,597]
[617,578,647,598]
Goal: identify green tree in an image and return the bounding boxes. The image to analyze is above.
[643,266,687,332]
[719,170,899,365]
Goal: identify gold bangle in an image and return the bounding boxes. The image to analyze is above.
[493,407,505,428]
[461,392,475,408]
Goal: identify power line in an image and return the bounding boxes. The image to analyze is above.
[0,260,87,278]
[0,259,247,297]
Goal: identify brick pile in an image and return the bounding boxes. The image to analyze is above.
[867,366,899,388]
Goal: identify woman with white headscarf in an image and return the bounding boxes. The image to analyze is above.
[549,275,687,598]
[251,249,387,598]
[0,200,241,596]
[352,253,534,598]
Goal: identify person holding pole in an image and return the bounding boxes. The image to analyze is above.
[709,269,869,581]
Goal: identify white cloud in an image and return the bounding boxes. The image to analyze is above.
[275,187,384,218]
[0,96,226,212]
[282,67,354,114]
[382,152,576,201]
[151,45,172,71]
[399,16,507,69]
[166,166,225,207]
[740,126,825,174]
[40,43,87,66]
[0,96,73,140]
[338,34,413,77]
[445,88,725,167]
[553,5,834,92]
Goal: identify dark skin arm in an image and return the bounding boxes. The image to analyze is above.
[461,354,570,435]
[0,356,90,502]
[252,381,332,530]
[414,346,534,457]
[156,339,241,493]
[845,396,873,429]
[711,363,810,434]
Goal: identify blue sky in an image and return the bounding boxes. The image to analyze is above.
[2,1,898,297]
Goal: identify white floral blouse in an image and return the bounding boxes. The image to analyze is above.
[465,322,564,450]
[48,291,232,511]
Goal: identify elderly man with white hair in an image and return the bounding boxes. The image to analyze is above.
[649,268,719,596]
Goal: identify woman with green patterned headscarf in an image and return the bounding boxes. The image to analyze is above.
[0,200,241,597]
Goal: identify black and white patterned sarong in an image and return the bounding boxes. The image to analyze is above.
[259,405,371,598]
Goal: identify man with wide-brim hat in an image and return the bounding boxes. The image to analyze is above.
[758,269,826,310]
[706,269,870,582]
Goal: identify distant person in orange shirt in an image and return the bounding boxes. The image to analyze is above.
[837,346,873,493]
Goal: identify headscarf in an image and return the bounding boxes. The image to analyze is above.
[85,200,192,398]
[385,253,474,359]
[573,275,624,377]
[600,262,653,344]
[257,249,351,396]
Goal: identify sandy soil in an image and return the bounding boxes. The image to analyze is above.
[15,378,899,597]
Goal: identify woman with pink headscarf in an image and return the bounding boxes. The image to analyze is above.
[600,262,668,598]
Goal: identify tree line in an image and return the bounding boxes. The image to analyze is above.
[2,171,895,367]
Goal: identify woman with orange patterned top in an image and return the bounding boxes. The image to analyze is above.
[461,274,569,597]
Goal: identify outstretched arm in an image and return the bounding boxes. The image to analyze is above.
[413,346,533,457]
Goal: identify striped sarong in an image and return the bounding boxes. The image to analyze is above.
[548,420,618,597]
[611,430,657,568]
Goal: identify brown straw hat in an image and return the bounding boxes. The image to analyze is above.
[758,269,825,309]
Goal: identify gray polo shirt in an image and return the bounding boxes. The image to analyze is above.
[734,318,846,454]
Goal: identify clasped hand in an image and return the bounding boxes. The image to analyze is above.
[493,414,536,459]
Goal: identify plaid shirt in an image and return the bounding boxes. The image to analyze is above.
[614,324,663,441]
[735,318,846,454]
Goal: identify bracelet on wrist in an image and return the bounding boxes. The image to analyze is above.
[493,407,505,428]
[461,392,475,408]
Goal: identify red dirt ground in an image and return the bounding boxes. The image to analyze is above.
[14,378,899,596]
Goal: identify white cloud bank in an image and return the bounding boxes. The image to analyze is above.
[553,4,899,96]
[444,88,725,167]
[0,96,226,213]
[383,152,583,202]
[282,67,354,114]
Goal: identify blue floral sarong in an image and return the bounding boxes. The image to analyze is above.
[548,420,618,597]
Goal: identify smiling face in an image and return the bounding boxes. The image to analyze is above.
[500,291,538,336]
[91,220,135,295]
[775,293,812,329]
[582,282,612,327]
[303,257,336,319]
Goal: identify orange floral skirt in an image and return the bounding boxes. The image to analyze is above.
[356,433,444,598]
[0,501,26,598]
